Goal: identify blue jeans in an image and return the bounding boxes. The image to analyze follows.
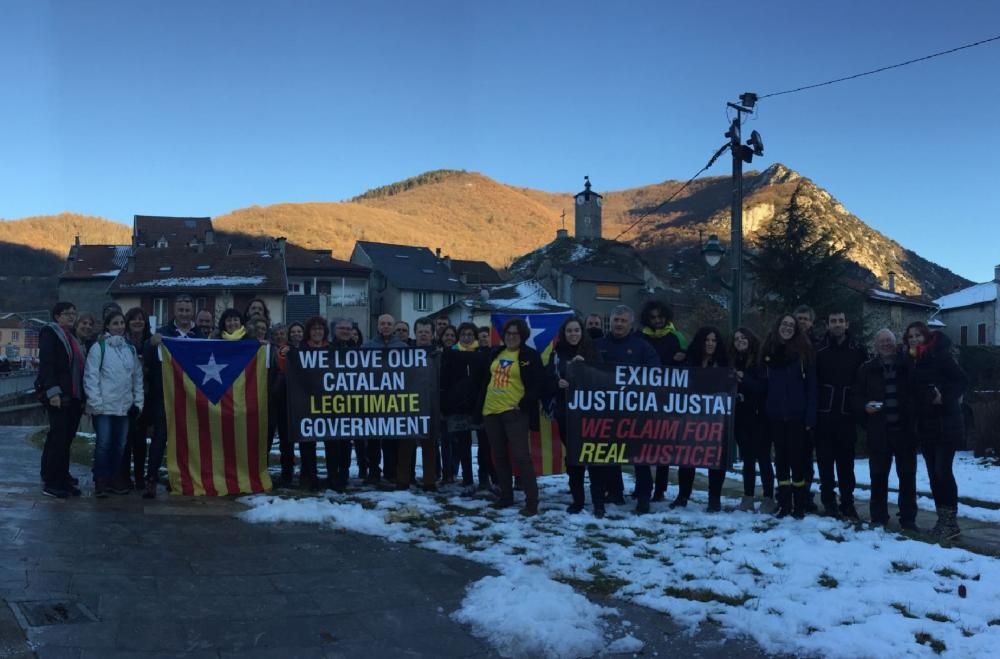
[93,414,130,483]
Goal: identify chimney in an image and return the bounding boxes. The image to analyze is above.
[205,229,215,245]
[887,271,896,293]
[556,228,569,240]
[74,235,80,246]
[994,264,1000,283]
[435,247,442,259]
[127,254,136,273]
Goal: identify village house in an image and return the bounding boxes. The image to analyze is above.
[854,272,938,343]
[57,238,132,318]
[108,216,287,326]
[0,313,45,363]
[439,279,571,328]
[350,241,499,329]
[932,265,1000,346]
[284,243,371,334]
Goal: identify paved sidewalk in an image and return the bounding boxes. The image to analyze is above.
[0,427,769,658]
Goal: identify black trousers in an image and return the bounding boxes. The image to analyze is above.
[268,405,295,479]
[654,466,670,495]
[869,429,917,523]
[120,406,148,486]
[922,442,958,509]
[41,400,83,489]
[771,418,807,488]
[676,467,725,502]
[737,421,774,498]
[476,429,496,487]
[816,414,857,505]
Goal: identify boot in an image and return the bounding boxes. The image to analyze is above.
[668,496,688,509]
[593,503,606,519]
[775,485,792,518]
[706,498,722,513]
[519,502,538,517]
[759,498,778,515]
[792,486,809,519]
[932,506,961,541]
[738,495,756,512]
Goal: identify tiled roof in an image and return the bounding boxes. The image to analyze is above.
[59,245,132,280]
[284,244,370,276]
[109,244,286,293]
[133,215,212,247]
[354,241,468,293]
[449,259,504,285]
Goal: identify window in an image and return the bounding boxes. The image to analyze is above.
[979,323,988,345]
[960,325,968,346]
[153,298,169,324]
[595,284,621,301]
[414,291,430,311]
[196,297,208,312]
[446,293,460,305]
[10,331,18,342]
[288,282,303,295]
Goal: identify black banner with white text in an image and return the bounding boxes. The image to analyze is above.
[288,348,439,442]
[565,362,736,468]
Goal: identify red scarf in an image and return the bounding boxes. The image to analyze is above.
[63,327,84,398]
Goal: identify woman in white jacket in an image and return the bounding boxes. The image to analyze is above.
[85,310,144,497]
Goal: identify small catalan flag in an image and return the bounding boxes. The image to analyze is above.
[160,337,271,496]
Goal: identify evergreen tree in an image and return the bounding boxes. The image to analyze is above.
[747,183,855,319]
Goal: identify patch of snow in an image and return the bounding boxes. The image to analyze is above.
[91,269,121,277]
[453,566,621,658]
[934,282,997,311]
[125,275,267,288]
[489,281,571,312]
[567,244,594,263]
[239,464,1000,658]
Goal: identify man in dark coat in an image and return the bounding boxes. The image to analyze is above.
[597,305,661,514]
[852,329,917,529]
[814,311,868,518]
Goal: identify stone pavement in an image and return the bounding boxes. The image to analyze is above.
[0,427,769,659]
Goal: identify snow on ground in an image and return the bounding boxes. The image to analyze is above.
[240,471,1000,658]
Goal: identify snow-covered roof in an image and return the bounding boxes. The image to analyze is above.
[866,287,936,309]
[928,318,946,327]
[933,282,999,311]
[125,275,266,288]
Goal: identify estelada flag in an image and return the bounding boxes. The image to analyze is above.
[490,311,573,476]
[160,337,271,496]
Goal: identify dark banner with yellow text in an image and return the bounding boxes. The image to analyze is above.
[565,361,736,468]
[288,348,439,442]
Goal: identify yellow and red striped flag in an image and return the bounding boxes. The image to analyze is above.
[491,311,573,476]
[160,338,271,496]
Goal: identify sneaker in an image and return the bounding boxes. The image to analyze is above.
[42,486,69,499]
[634,500,650,515]
[738,495,756,512]
[593,504,606,519]
[668,496,688,509]
[566,502,584,514]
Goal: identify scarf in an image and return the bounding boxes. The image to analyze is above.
[642,323,688,349]
[455,342,478,352]
[222,326,247,341]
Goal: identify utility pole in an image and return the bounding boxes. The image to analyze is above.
[725,92,761,334]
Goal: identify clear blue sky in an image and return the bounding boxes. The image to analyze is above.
[2,0,998,282]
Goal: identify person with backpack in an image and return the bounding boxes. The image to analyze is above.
[84,310,144,498]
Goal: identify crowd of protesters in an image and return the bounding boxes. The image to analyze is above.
[36,294,968,539]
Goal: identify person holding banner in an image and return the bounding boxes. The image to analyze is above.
[547,316,606,517]
[672,327,729,512]
[758,314,817,519]
[443,323,485,490]
[596,305,661,514]
[328,318,361,490]
[477,317,547,516]
[297,316,333,491]
[268,323,295,488]
[362,314,409,484]
[731,328,775,514]
[396,317,440,491]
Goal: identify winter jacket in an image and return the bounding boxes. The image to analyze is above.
[474,344,548,431]
[597,331,661,367]
[640,325,687,364]
[544,342,601,428]
[815,332,867,417]
[36,322,85,401]
[84,334,144,416]
[441,348,489,416]
[732,352,764,437]
[144,322,204,408]
[362,335,410,349]
[909,331,968,446]
[851,354,914,450]
[759,345,817,428]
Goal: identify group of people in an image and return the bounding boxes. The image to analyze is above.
[36,294,967,539]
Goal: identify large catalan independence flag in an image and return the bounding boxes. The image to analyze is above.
[491,311,573,476]
[160,338,271,496]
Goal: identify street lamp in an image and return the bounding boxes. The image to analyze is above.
[701,234,725,269]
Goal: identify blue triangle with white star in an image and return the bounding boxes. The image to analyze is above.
[162,337,262,404]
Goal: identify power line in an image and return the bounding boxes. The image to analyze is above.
[613,143,730,241]
[759,33,1000,100]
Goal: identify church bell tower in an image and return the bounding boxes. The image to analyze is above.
[574,176,603,239]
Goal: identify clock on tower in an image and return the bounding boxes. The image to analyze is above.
[574,176,603,239]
